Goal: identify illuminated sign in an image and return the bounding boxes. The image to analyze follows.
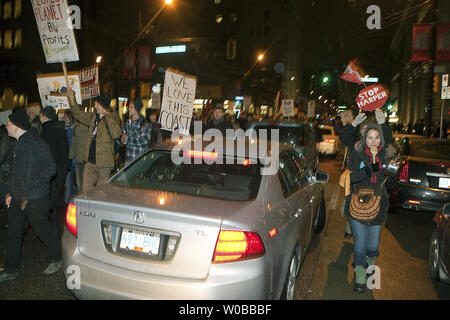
[362,77,379,83]
[156,45,187,54]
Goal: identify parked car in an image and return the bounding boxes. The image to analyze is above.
[62,138,328,300]
[429,203,450,284]
[316,125,340,158]
[246,120,319,173]
[389,136,450,212]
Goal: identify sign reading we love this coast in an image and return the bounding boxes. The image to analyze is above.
[31,0,79,63]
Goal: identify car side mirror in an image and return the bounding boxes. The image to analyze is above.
[315,171,329,183]
[443,203,450,216]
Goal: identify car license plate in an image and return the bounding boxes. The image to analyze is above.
[439,178,450,189]
[120,229,160,255]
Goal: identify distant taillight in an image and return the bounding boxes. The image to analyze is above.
[399,160,409,183]
[212,230,265,263]
[66,203,77,238]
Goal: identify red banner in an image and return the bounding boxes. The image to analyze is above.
[436,24,450,62]
[411,24,432,63]
[123,49,136,79]
[355,85,389,112]
[138,46,152,79]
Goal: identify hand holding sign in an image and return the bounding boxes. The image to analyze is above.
[356,84,389,112]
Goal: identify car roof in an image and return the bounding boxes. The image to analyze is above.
[248,120,310,128]
[153,136,294,161]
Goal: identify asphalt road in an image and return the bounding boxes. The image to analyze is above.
[0,154,449,300]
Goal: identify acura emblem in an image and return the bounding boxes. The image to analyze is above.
[133,211,145,225]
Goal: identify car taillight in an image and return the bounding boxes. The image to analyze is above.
[325,139,336,144]
[399,160,409,183]
[212,230,265,263]
[66,203,77,238]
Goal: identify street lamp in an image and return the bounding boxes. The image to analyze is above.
[257,53,264,62]
[96,56,103,64]
[165,0,173,4]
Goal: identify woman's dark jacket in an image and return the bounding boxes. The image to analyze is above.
[343,125,397,226]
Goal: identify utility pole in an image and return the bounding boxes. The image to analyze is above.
[425,0,439,137]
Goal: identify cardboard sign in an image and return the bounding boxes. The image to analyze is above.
[442,87,450,100]
[282,99,295,117]
[79,65,100,100]
[37,72,82,110]
[307,100,316,118]
[356,84,389,112]
[31,0,79,63]
[151,92,161,109]
[159,68,197,135]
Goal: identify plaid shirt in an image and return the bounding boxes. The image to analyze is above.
[123,116,152,163]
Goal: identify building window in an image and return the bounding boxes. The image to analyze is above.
[14,28,21,47]
[214,0,221,4]
[3,1,12,19]
[215,14,223,23]
[14,0,21,18]
[230,13,238,23]
[3,29,12,49]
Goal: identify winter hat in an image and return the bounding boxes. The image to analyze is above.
[132,100,144,114]
[94,94,112,110]
[41,106,57,120]
[9,109,31,131]
[212,103,225,112]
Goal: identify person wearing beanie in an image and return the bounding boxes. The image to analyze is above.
[205,103,232,135]
[121,100,152,164]
[0,109,61,283]
[67,89,121,193]
[40,106,70,237]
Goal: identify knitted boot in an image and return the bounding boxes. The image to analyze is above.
[353,266,366,293]
[366,256,375,276]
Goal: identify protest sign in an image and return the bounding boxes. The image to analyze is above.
[79,65,100,100]
[307,100,316,118]
[159,68,197,135]
[37,72,82,110]
[31,0,79,64]
[282,99,295,117]
[151,92,161,109]
[355,84,389,112]
[0,110,12,126]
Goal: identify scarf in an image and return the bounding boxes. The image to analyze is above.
[365,145,382,184]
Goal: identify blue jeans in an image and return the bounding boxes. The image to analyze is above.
[349,218,382,267]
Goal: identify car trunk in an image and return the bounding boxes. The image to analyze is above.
[408,158,449,190]
[73,184,252,280]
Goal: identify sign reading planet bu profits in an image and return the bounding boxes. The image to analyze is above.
[31,0,79,63]
[159,68,197,135]
[355,84,389,112]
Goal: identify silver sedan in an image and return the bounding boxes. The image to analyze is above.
[62,138,328,300]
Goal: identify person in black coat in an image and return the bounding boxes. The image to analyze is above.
[205,104,233,136]
[0,125,15,210]
[0,109,60,283]
[344,123,397,293]
[40,106,69,237]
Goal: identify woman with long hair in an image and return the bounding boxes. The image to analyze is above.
[344,123,397,293]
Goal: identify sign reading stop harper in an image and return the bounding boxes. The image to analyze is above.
[356,84,389,112]
[31,0,79,63]
[159,68,197,135]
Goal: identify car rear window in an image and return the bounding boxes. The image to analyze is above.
[410,142,450,160]
[252,125,307,145]
[318,128,332,136]
[111,150,262,201]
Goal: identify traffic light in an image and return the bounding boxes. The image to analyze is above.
[433,75,439,93]
[322,75,330,84]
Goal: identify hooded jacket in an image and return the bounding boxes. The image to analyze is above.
[344,123,398,225]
